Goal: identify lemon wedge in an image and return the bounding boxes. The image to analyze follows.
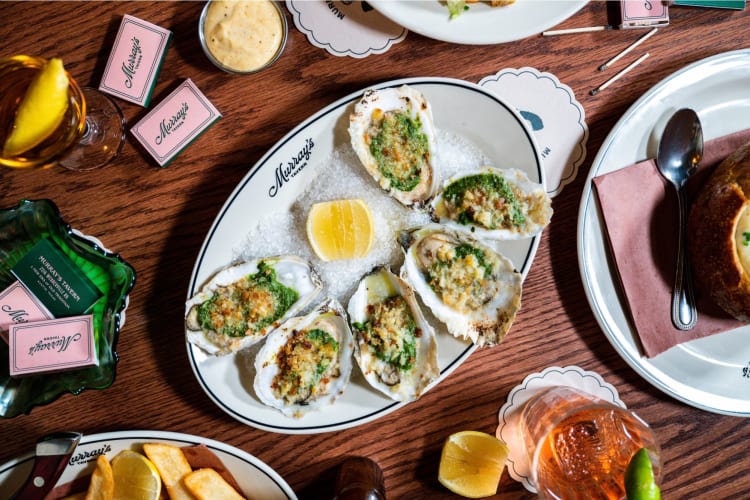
[110,450,162,500]
[3,57,70,157]
[438,430,509,498]
[306,198,374,261]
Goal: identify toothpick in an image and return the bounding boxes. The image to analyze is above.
[590,53,650,96]
[542,25,612,36]
[599,27,658,71]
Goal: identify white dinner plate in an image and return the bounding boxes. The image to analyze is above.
[578,49,750,417]
[0,430,296,499]
[187,77,544,433]
[369,0,588,45]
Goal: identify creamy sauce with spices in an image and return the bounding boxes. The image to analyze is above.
[203,0,284,72]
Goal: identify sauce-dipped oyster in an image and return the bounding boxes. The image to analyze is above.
[185,256,322,355]
[348,266,439,402]
[431,166,552,240]
[399,224,522,347]
[349,85,440,209]
[254,297,355,417]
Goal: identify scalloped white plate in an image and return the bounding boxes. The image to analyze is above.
[479,67,588,197]
[285,0,406,58]
[578,49,750,417]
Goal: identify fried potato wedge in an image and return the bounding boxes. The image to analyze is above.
[84,455,114,500]
[142,443,195,500]
[184,468,246,500]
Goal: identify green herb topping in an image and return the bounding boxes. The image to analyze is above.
[197,261,299,337]
[442,172,526,228]
[369,110,429,192]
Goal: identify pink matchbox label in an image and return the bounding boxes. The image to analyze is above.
[0,281,53,344]
[620,0,669,26]
[130,79,221,166]
[9,315,97,377]
[99,14,172,106]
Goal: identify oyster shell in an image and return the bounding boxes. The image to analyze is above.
[349,85,440,209]
[253,297,355,417]
[431,166,552,240]
[347,266,439,402]
[399,224,522,347]
[185,256,322,355]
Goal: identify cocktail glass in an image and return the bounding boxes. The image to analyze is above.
[520,385,661,499]
[0,55,125,171]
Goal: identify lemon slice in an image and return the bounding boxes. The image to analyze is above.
[625,448,661,500]
[306,198,374,261]
[2,57,70,157]
[110,450,162,500]
[438,430,509,498]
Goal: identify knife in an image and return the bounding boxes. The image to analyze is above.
[10,431,82,500]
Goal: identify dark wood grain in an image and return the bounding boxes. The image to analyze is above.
[2,2,750,498]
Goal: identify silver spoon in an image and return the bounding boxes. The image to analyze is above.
[656,108,703,330]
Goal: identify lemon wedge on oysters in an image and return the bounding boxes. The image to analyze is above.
[3,57,70,157]
[306,198,375,261]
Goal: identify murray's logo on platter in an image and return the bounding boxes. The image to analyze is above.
[155,102,189,145]
[122,36,143,88]
[269,137,315,197]
[70,443,112,466]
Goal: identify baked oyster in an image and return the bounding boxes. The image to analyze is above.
[349,85,440,209]
[185,256,322,355]
[347,266,439,402]
[431,166,552,240]
[253,297,355,417]
[399,224,522,347]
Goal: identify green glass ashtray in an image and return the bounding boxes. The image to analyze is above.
[0,199,136,417]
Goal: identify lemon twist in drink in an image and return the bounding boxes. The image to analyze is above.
[0,55,85,169]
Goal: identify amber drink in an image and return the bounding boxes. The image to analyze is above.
[520,386,661,500]
[0,55,85,169]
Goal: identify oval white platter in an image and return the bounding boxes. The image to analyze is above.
[186,77,545,434]
[578,49,750,417]
[369,0,588,45]
[0,430,296,499]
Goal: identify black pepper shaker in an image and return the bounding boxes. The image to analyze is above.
[332,457,386,500]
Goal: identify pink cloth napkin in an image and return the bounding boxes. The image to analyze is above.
[593,128,750,357]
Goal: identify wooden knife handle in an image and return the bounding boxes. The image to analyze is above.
[10,454,71,499]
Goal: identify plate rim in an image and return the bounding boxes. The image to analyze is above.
[0,429,296,499]
[368,0,589,45]
[186,76,545,433]
[577,48,750,417]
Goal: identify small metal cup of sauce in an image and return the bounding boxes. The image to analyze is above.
[199,0,288,75]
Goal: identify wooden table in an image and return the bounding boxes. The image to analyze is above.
[2,2,750,498]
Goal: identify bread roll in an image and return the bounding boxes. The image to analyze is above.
[688,141,750,321]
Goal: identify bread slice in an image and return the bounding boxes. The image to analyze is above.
[688,140,750,321]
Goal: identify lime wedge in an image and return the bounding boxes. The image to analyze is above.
[625,448,661,500]
[3,57,70,157]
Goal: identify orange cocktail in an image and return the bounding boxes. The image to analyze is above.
[520,386,661,499]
